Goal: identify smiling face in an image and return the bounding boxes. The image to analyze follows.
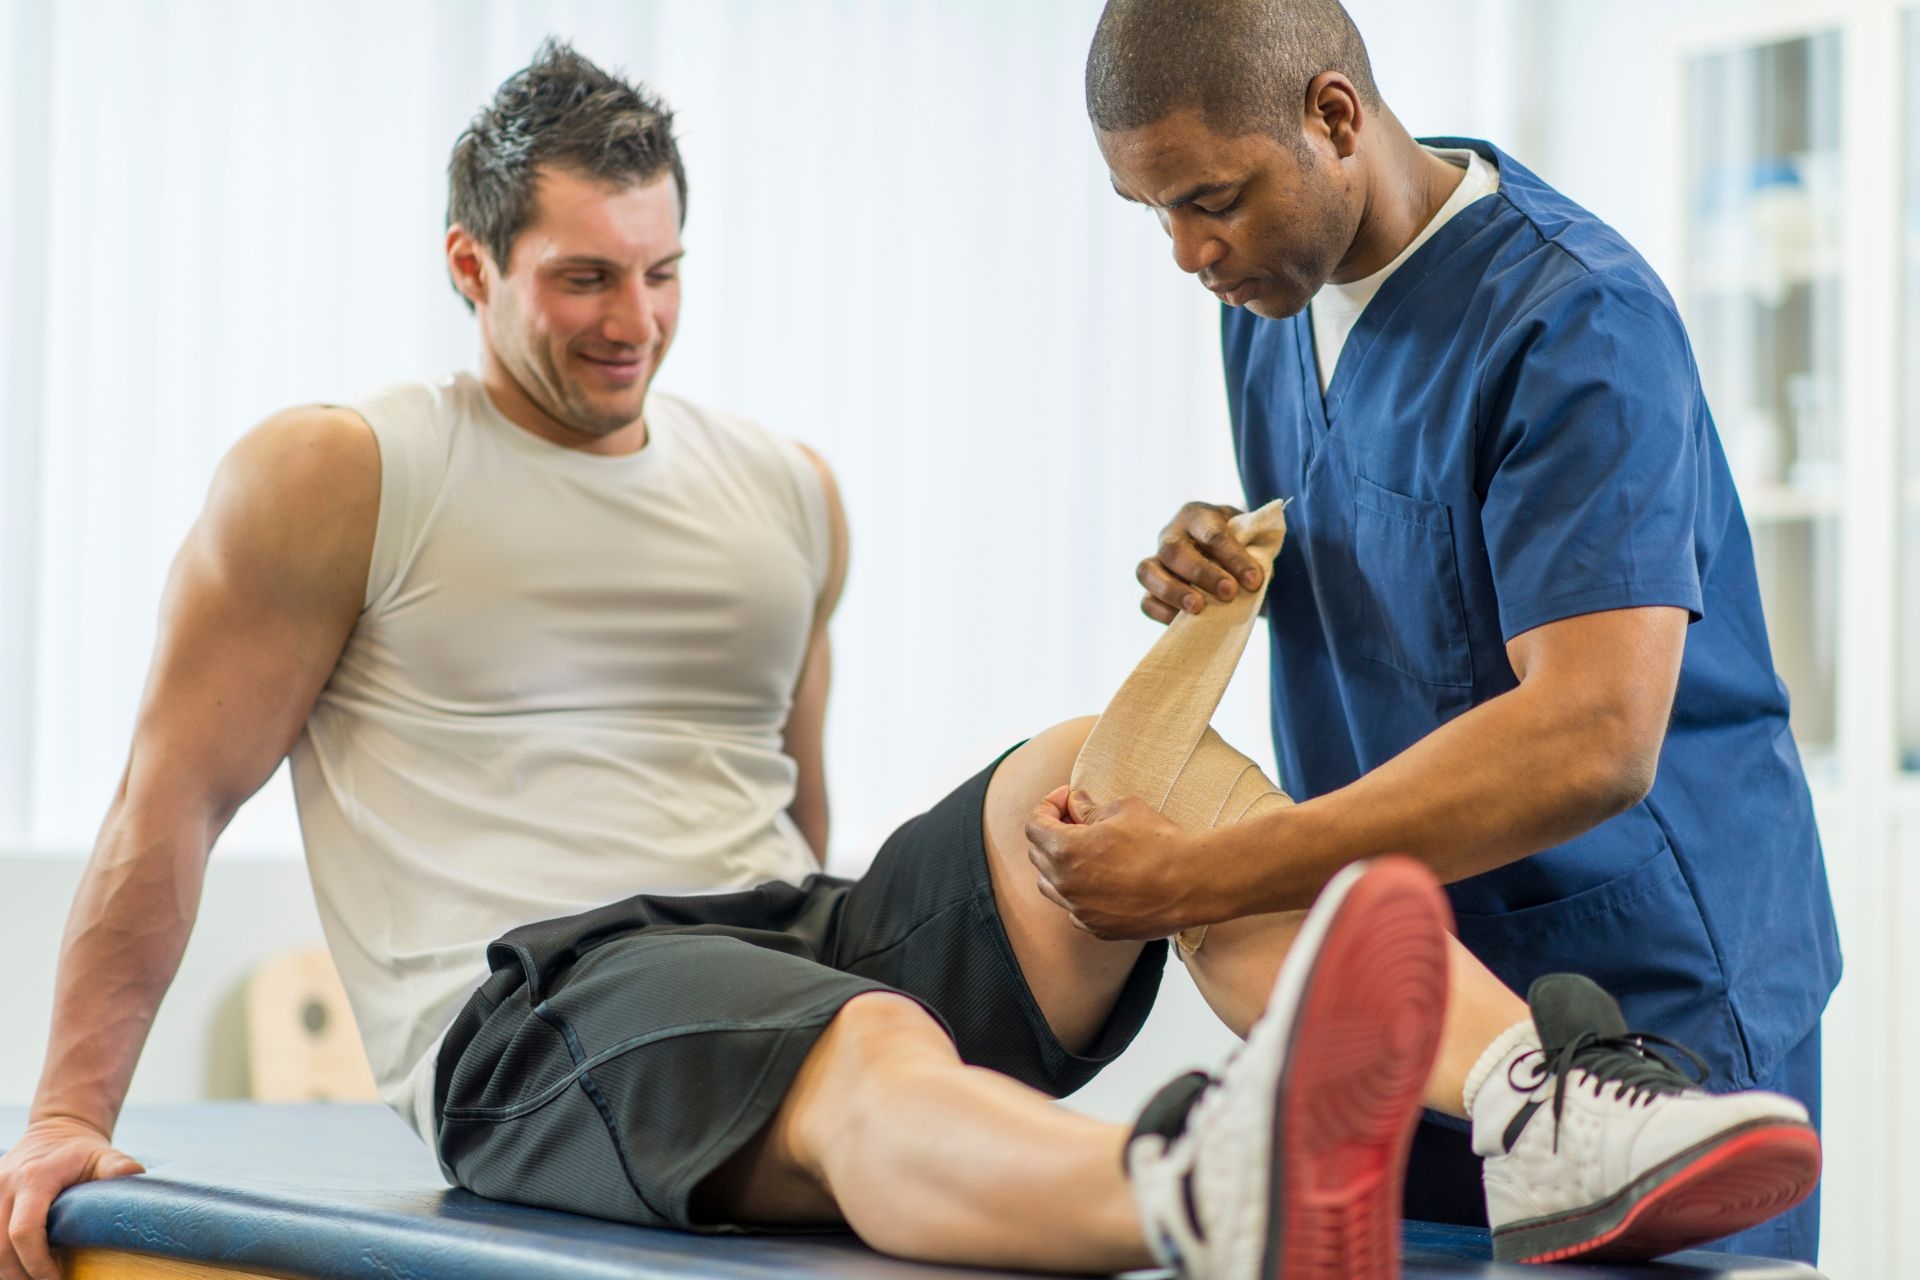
[448,166,683,452]
[1098,108,1360,320]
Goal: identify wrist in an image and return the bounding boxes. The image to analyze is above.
[1196,807,1295,918]
[1256,800,1353,915]
[29,1094,117,1139]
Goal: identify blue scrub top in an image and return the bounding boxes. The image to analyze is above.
[1224,139,1840,1089]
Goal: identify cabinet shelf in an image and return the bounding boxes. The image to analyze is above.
[1688,245,1843,299]
[1738,480,1844,523]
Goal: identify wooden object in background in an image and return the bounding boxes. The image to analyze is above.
[244,950,379,1103]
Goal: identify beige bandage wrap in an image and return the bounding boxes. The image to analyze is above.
[1069,500,1294,956]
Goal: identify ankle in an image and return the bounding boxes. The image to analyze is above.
[1463,1018,1540,1119]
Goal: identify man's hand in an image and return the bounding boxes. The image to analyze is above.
[1138,501,1265,624]
[1024,787,1216,940]
[0,1117,144,1280]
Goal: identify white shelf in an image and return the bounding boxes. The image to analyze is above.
[1737,479,1845,522]
[1687,244,1843,299]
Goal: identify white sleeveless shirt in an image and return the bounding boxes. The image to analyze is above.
[288,371,828,1141]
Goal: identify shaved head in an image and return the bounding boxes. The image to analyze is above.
[1086,0,1380,144]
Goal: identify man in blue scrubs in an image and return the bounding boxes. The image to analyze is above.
[1028,0,1841,1263]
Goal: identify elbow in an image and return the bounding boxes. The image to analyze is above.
[1596,748,1658,817]
[1574,709,1663,821]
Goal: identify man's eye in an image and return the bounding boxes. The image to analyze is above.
[1198,197,1239,217]
[647,271,678,285]
[566,273,606,287]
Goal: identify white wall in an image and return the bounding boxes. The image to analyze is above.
[8,8,1891,1273]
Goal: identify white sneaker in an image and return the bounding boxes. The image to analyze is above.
[1470,973,1821,1263]
[1126,857,1451,1280]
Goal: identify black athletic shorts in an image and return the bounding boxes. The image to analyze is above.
[430,748,1168,1231]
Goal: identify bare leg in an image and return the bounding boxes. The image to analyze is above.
[1190,911,1527,1117]
[978,716,1150,1053]
[697,720,1160,1266]
[698,992,1152,1273]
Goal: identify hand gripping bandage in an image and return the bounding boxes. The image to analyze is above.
[1068,500,1293,956]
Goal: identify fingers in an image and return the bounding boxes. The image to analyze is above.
[1137,555,1209,619]
[1031,872,1074,916]
[1025,805,1079,878]
[1025,805,1064,856]
[1031,867,1099,935]
[0,1129,137,1280]
[6,1187,55,1280]
[1191,515,1265,594]
[92,1150,143,1180]
[1140,593,1179,626]
[1138,502,1264,623]
[0,1191,16,1280]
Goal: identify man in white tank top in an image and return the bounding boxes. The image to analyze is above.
[2,27,1816,1280]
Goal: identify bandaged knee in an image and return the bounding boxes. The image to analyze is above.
[1069,500,1293,956]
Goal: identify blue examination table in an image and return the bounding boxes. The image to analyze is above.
[1,1106,1823,1279]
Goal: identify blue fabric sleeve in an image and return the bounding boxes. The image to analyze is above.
[1476,274,1707,642]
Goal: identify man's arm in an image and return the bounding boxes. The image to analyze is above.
[1027,604,1686,938]
[0,409,377,1280]
[781,445,850,864]
[1215,603,1686,903]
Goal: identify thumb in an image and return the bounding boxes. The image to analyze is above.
[1066,789,1101,823]
[91,1149,144,1180]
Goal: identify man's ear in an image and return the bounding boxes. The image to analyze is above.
[1303,71,1364,161]
[445,225,490,309]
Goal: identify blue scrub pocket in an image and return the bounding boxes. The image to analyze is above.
[1351,477,1474,688]
[1451,837,1754,1090]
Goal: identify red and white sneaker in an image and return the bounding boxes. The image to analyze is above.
[1125,856,1451,1280]
[1470,973,1821,1264]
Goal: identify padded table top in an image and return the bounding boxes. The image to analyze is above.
[1,1106,1820,1279]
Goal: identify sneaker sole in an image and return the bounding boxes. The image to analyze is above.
[1493,1119,1822,1263]
[1263,857,1452,1280]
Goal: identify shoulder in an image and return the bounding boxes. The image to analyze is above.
[651,389,829,495]
[1458,190,1684,372]
[1473,153,1681,329]
[653,391,843,592]
[788,439,840,502]
[652,389,787,457]
[217,405,380,512]
[350,373,469,464]
[198,407,380,594]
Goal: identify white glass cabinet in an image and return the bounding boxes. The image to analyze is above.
[1682,30,1844,755]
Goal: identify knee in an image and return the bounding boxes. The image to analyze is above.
[822,993,953,1070]
[809,996,956,1156]
[997,716,1098,794]
[1046,714,1100,758]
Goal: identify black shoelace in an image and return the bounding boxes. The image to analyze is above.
[1509,1030,1711,1152]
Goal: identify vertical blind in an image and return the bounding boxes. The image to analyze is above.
[0,0,1274,863]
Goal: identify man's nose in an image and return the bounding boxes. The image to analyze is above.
[604,278,659,346]
[1167,215,1226,276]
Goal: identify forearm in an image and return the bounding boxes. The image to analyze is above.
[1213,681,1650,915]
[30,805,209,1135]
[784,628,834,866]
[789,779,829,864]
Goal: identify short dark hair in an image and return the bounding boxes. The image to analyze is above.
[446,39,686,302]
[1085,0,1381,144]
